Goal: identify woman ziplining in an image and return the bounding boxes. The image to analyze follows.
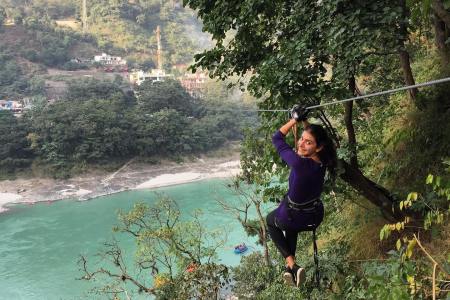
[266,105,337,287]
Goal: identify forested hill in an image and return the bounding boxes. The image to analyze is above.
[0,0,209,100]
[0,0,257,179]
[0,0,207,71]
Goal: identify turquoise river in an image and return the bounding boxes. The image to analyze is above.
[0,178,273,300]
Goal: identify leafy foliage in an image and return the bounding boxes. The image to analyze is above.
[79,196,230,299]
[0,6,6,28]
[19,77,253,177]
[343,252,413,300]
[1,0,206,72]
[232,238,354,299]
[0,51,31,99]
[135,79,197,115]
[0,110,33,176]
[379,165,450,297]
[183,0,425,220]
[26,90,134,177]
[65,77,131,102]
[232,252,302,299]
[84,0,204,65]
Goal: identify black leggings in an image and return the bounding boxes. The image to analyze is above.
[266,210,299,258]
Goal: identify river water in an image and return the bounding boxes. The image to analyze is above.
[0,179,270,299]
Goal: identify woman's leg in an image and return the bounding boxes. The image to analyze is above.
[267,210,307,286]
[285,230,299,261]
[266,210,294,259]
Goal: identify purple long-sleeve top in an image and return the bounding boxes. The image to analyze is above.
[272,130,325,224]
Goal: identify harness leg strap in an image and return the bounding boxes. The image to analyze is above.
[312,228,319,287]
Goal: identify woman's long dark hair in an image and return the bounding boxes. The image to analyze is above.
[305,124,337,180]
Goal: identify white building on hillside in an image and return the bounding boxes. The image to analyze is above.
[129,69,173,85]
[94,53,127,65]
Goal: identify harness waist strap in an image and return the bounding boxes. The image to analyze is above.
[287,195,321,210]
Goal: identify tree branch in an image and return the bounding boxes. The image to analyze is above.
[432,0,450,29]
[78,252,155,295]
[413,234,444,300]
[345,77,358,167]
[317,109,341,147]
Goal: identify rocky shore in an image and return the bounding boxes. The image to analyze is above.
[0,153,241,213]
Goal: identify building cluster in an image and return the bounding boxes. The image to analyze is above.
[129,69,173,85]
[127,24,207,97]
[129,69,207,97]
[93,53,127,66]
[179,72,207,98]
[68,53,127,67]
[0,100,23,113]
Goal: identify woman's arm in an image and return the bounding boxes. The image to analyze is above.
[301,120,309,129]
[279,119,297,135]
[273,119,305,168]
[273,118,313,169]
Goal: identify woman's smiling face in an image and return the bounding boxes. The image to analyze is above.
[297,130,322,158]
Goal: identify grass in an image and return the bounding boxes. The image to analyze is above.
[421,222,450,266]
[316,197,389,261]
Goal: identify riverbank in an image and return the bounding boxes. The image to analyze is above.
[0,152,241,213]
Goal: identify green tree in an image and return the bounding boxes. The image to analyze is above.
[135,79,197,115]
[65,78,132,103]
[79,196,230,299]
[22,75,249,175]
[0,6,6,28]
[408,0,450,63]
[26,96,135,176]
[0,111,33,175]
[183,0,432,220]
[131,107,190,156]
[163,21,198,65]
[0,53,26,99]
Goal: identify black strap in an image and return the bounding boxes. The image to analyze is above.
[312,228,320,287]
[287,195,321,211]
[286,195,321,221]
[284,194,321,286]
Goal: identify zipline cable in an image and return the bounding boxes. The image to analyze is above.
[207,76,450,113]
[307,76,450,109]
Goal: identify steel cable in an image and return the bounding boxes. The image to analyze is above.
[206,77,450,113]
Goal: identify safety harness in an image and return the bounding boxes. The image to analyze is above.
[286,195,321,214]
[286,195,321,287]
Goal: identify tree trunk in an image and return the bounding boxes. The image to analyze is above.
[345,77,358,168]
[433,13,450,64]
[255,202,270,266]
[398,50,417,101]
[339,159,403,221]
[398,0,418,102]
[336,77,404,221]
[432,0,450,28]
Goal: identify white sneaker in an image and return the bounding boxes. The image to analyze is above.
[292,265,306,287]
[282,266,295,287]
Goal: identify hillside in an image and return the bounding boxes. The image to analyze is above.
[0,0,212,108]
[0,23,99,65]
[0,0,207,66]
